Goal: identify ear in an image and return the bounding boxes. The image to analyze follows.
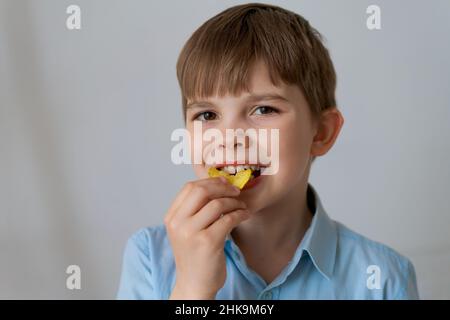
[310,107,344,157]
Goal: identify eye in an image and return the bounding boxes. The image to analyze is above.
[194,111,217,122]
[252,105,277,115]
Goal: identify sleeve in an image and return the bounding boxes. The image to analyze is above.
[394,259,420,300]
[116,230,157,300]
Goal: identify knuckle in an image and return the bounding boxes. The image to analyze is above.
[222,213,235,225]
[163,215,170,226]
[167,219,179,231]
[210,198,225,211]
[194,185,208,197]
[184,181,195,190]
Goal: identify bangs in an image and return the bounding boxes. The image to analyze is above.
[177,7,307,104]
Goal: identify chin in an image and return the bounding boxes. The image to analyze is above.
[239,189,275,214]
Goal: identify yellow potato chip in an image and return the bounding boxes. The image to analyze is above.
[208,167,253,189]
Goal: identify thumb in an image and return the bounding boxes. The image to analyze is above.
[208,209,250,242]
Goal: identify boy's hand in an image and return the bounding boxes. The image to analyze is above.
[165,177,250,299]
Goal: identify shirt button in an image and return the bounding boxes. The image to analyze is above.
[263,291,273,299]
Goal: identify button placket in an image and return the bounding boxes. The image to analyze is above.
[263,291,273,299]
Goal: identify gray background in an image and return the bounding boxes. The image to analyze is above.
[1,0,449,299]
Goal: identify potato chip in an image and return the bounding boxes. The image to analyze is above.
[208,167,252,189]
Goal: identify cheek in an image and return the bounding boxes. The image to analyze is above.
[186,126,204,165]
[277,120,312,178]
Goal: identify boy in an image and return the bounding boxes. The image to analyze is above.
[117,3,419,299]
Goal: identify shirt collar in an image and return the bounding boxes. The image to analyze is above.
[225,182,337,280]
[299,183,337,280]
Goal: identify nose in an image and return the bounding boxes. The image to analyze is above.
[213,116,256,164]
[219,129,250,150]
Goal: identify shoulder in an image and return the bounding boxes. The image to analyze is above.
[125,224,173,263]
[128,224,169,249]
[336,221,411,271]
[333,221,419,299]
[117,224,174,299]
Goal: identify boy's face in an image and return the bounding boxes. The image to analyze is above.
[185,60,318,213]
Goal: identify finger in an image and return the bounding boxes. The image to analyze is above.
[165,182,193,222]
[188,197,247,231]
[174,178,241,220]
[165,177,232,222]
[207,209,250,242]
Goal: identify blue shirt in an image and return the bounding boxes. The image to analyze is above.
[117,183,419,299]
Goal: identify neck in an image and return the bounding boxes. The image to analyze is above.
[231,178,314,255]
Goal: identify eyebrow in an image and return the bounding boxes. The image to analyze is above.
[186,93,289,110]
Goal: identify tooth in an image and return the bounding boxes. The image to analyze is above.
[250,165,257,170]
[227,166,236,174]
[243,165,250,170]
[236,165,245,173]
[222,166,234,174]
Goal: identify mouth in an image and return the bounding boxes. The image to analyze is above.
[213,164,267,180]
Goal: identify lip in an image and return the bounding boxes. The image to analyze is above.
[212,161,269,169]
[242,174,264,190]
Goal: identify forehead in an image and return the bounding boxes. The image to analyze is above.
[187,60,304,107]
